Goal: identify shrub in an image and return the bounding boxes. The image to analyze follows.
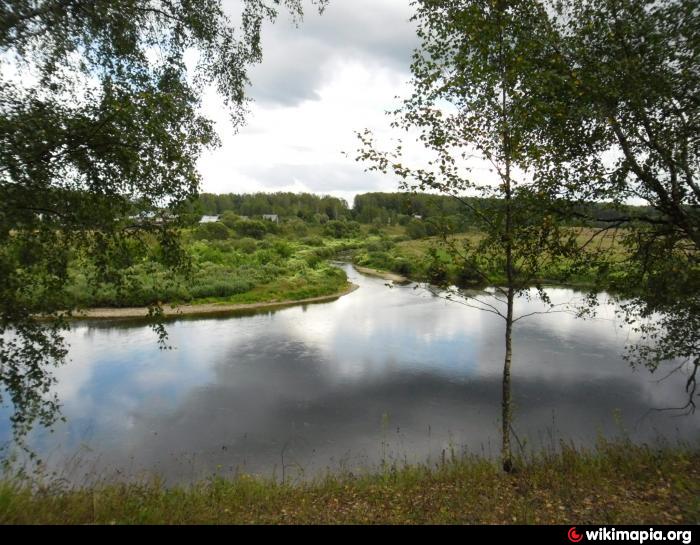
[189,278,253,299]
[397,214,411,226]
[232,237,257,254]
[406,219,427,239]
[305,253,321,268]
[393,258,414,276]
[235,219,269,239]
[368,218,385,235]
[282,218,308,237]
[323,220,361,239]
[455,255,484,287]
[365,251,394,270]
[256,249,277,265]
[273,240,293,258]
[192,222,231,241]
[365,237,395,252]
[301,236,325,247]
[220,211,241,230]
[426,255,449,285]
[312,213,329,224]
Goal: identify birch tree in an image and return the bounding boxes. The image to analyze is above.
[358,0,597,471]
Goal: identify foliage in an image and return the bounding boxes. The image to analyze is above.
[352,191,653,228]
[406,218,427,239]
[57,229,361,309]
[194,191,349,220]
[281,218,309,238]
[0,0,326,450]
[513,0,700,411]
[192,221,231,241]
[322,219,361,239]
[233,219,275,240]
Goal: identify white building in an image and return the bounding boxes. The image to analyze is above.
[199,215,220,223]
[262,214,279,223]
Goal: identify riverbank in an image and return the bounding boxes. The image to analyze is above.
[351,231,624,291]
[69,282,359,320]
[352,265,409,284]
[1,442,697,524]
[66,262,397,320]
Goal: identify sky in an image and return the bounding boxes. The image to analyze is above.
[197,0,423,207]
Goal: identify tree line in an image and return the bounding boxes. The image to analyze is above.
[191,190,657,229]
[193,192,350,221]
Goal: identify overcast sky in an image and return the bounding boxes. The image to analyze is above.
[197,0,422,206]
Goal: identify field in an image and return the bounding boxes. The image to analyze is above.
[352,227,628,289]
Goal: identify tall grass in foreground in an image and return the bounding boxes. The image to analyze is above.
[0,440,697,524]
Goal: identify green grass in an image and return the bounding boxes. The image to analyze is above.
[57,220,632,311]
[189,263,350,305]
[353,228,630,289]
[62,229,364,309]
[1,441,697,524]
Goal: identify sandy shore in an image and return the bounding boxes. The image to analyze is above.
[69,283,359,320]
[352,265,409,284]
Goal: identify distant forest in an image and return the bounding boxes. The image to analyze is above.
[192,191,656,229]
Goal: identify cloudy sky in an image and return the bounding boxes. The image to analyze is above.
[197,0,422,206]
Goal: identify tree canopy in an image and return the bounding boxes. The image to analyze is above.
[193,191,350,220]
[0,0,326,449]
[524,0,700,412]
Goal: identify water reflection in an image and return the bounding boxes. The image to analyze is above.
[2,264,698,484]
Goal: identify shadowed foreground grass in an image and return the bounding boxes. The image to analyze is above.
[1,441,698,524]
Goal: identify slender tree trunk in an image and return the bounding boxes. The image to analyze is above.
[501,153,515,472]
[502,286,515,472]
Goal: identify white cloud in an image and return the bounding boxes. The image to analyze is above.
[197,0,505,205]
[198,57,416,203]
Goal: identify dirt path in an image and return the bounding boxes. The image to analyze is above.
[70,283,359,320]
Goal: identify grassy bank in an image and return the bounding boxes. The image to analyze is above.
[71,283,359,319]
[1,442,697,524]
[62,223,364,310]
[352,228,626,289]
[57,218,625,313]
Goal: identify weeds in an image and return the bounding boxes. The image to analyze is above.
[0,441,697,524]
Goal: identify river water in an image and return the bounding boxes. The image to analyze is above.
[2,263,698,484]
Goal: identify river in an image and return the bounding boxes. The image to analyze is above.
[2,263,698,485]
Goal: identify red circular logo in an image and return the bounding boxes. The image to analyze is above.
[568,527,584,543]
